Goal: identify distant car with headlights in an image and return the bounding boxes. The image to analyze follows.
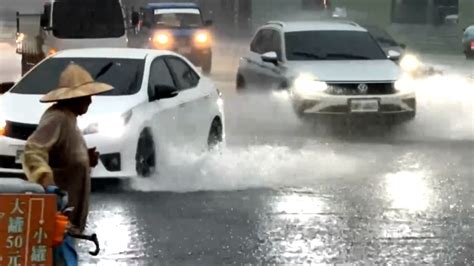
[462,25,474,59]
[0,48,224,179]
[134,3,213,74]
[236,21,416,124]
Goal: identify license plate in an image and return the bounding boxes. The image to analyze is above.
[350,99,379,113]
[15,149,24,164]
[177,46,191,54]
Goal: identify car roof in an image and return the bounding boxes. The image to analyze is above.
[53,48,176,59]
[145,2,199,9]
[265,20,367,32]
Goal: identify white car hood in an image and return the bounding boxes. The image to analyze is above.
[286,60,402,82]
[0,93,139,125]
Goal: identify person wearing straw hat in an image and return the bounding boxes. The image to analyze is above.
[22,63,113,234]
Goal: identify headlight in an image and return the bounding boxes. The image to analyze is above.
[151,31,173,49]
[47,48,58,56]
[194,31,211,47]
[79,111,132,138]
[16,33,25,53]
[394,75,416,94]
[0,117,5,136]
[292,73,328,97]
[400,54,420,73]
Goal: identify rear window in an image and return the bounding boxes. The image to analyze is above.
[52,0,125,39]
[11,58,145,96]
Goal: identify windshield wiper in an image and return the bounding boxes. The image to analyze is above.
[95,62,114,79]
[325,53,371,60]
[291,51,323,59]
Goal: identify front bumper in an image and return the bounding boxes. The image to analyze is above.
[0,133,136,179]
[292,91,416,121]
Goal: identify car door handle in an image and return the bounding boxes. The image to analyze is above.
[179,103,186,108]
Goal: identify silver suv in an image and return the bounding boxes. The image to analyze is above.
[236,20,416,124]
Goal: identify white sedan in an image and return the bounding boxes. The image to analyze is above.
[0,48,225,179]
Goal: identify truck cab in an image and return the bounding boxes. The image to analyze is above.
[133,3,213,74]
[17,0,128,75]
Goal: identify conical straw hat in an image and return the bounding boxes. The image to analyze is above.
[40,64,113,103]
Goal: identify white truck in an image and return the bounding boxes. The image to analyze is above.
[16,0,132,75]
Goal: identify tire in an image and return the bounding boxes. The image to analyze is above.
[135,130,156,177]
[236,73,246,91]
[207,118,223,150]
[202,54,212,74]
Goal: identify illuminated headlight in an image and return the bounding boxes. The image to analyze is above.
[151,31,173,48]
[0,117,5,136]
[394,76,416,94]
[400,54,421,73]
[292,73,328,97]
[16,33,25,53]
[194,31,211,47]
[79,111,132,138]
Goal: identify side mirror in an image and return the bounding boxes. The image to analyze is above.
[204,20,213,27]
[262,51,279,65]
[387,50,401,61]
[131,11,140,27]
[0,82,14,94]
[154,85,179,100]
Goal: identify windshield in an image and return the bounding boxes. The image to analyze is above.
[11,58,144,96]
[52,0,125,39]
[153,9,202,28]
[364,26,399,47]
[285,30,387,60]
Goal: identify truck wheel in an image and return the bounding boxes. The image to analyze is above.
[202,54,212,75]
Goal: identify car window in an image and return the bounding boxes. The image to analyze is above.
[270,30,282,59]
[250,29,273,54]
[148,58,176,101]
[11,58,145,95]
[165,57,199,90]
[285,30,387,61]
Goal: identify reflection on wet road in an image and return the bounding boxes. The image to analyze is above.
[78,139,474,264]
[1,22,473,264]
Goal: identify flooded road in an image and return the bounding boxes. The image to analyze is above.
[1,22,474,264]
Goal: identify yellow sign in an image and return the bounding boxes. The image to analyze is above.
[0,194,56,266]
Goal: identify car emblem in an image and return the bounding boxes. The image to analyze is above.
[357,83,369,94]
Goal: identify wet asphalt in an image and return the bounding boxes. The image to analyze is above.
[1,20,474,265]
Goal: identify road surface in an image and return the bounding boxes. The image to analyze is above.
[1,23,474,264]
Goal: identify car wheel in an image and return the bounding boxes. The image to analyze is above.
[135,129,156,177]
[202,54,212,74]
[236,73,246,91]
[207,118,223,150]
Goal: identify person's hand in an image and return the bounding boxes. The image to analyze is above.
[88,147,99,168]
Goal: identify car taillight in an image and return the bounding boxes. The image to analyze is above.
[470,40,474,49]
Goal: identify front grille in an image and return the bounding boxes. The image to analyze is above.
[5,121,37,140]
[175,36,191,46]
[327,83,395,95]
[0,155,22,169]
